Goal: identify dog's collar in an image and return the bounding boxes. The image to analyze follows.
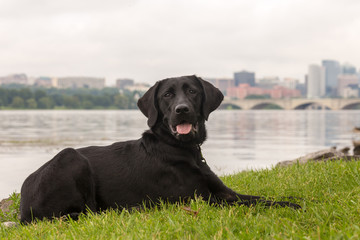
[197,145,207,164]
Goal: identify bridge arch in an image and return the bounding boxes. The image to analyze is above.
[341,100,360,109]
[293,102,331,110]
[251,102,283,110]
[220,103,242,110]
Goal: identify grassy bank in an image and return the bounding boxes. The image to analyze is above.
[1,160,360,239]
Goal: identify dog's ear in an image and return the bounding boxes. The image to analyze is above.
[137,81,160,128]
[195,76,224,120]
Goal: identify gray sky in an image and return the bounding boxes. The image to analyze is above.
[1,0,360,85]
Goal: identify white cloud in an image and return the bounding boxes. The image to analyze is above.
[0,0,360,85]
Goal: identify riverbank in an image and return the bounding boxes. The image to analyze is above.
[2,160,360,239]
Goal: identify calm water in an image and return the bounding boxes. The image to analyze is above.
[1,110,359,199]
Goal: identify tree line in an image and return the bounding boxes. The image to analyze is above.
[0,85,142,109]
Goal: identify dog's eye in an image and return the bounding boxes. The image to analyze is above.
[189,89,197,94]
[163,92,173,98]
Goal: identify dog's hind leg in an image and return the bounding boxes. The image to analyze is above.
[20,148,97,223]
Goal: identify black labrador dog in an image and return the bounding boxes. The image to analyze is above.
[20,75,300,223]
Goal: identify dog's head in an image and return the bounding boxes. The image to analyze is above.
[138,75,223,144]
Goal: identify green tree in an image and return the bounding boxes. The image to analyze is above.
[245,94,270,99]
[63,96,81,109]
[11,96,25,108]
[114,94,129,109]
[19,88,32,101]
[0,89,9,106]
[97,95,112,107]
[38,97,54,109]
[51,94,64,107]
[0,86,141,109]
[34,89,47,101]
[26,98,37,109]
[82,100,93,109]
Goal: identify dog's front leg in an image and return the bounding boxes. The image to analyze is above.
[234,193,301,209]
[204,171,301,209]
[215,185,301,209]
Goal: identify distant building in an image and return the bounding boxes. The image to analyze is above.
[281,78,299,90]
[0,74,28,85]
[34,77,57,88]
[116,78,134,89]
[307,64,325,98]
[270,86,302,99]
[342,84,359,98]
[227,84,301,99]
[124,83,150,92]
[296,82,307,97]
[337,75,359,98]
[322,60,341,96]
[342,63,357,75]
[234,71,255,87]
[205,78,234,94]
[56,77,105,89]
[256,76,280,89]
[227,84,263,99]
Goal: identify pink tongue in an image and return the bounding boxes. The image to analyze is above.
[176,123,192,134]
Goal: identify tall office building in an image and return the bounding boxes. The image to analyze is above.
[342,63,357,75]
[234,71,255,87]
[322,60,340,96]
[307,64,325,98]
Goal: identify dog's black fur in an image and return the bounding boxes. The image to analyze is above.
[20,75,300,223]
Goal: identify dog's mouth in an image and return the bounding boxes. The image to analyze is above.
[170,122,198,136]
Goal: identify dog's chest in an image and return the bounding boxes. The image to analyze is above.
[145,151,210,198]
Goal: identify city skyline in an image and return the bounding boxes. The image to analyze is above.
[1,58,358,86]
[306,60,359,99]
[2,56,358,100]
[1,0,360,85]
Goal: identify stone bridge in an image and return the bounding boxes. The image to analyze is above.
[222,98,360,110]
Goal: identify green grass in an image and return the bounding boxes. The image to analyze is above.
[1,160,360,239]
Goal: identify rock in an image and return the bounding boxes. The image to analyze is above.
[340,147,350,155]
[277,148,346,167]
[352,127,360,147]
[276,159,298,167]
[1,221,18,228]
[354,146,360,155]
[344,155,360,161]
[0,197,14,214]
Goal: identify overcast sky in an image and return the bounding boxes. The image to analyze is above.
[1,0,360,85]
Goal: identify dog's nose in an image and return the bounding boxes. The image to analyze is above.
[175,104,190,114]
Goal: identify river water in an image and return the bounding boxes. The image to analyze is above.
[0,110,359,199]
